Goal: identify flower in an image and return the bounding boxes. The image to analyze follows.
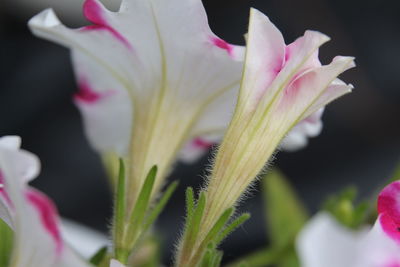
[200,7,354,243]
[297,181,400,267]
[0,136,89,267]
[28,0,245,204]
[28,0,330,206]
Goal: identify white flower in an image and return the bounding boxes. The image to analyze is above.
[0,136,90,267]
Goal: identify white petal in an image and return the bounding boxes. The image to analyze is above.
[61,219,109,259]
[354,219,400,267]
[238,8,285,111]
[0,136,21,150]
[73,51,132,156]
[280,108,324,151]
[29,0,244,159]
[0,144,90,267]
[296,212,363,267]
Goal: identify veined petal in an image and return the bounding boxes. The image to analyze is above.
[29,0,244,166]
[258,30,330,112]
[300,78,353,120]
[180,85,239,162]
[237,8,285,111]
[277,56,355,124]
[296,212,363,267]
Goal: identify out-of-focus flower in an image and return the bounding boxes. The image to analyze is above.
[28,0,245,204]
[198,7,354,241]
[297,181,400,267]
[0,136,90,267]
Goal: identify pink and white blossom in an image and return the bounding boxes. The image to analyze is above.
[199,8,355,241]
[28,0,332,204]
[0,136,90,267]
[297,181,400,267]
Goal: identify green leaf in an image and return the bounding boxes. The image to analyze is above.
[185,187,195,223]
[114,159,126,236]
[210,250,223,267]
[186,191,206,247]
[128,165,158,236]
[203,207,234,247]
[143,180,179,232]
[276,248,300,267]
[262,169,308,248]
[89,246,108,266]
[0,220,13,267]
[201,249,212,267]
[215,213,251,245]
[323,186,370,229]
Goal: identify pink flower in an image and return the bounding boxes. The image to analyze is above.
[297,181,400,267]
[0,136,89,267]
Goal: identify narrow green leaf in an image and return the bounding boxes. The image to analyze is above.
[263,169,308,248]
[186,191,206,246]
[185,187,195,223]
[90,246,108,265]
[126,165,157,250]
[214,213,250,245]
[211,250,223,267]
[143,180,179,232]
[190,208,234,266]
[178,190,207,266]
[201,249,212,267]
[0,220,13,267]
[114,159,126,236]
[203,207,234,246]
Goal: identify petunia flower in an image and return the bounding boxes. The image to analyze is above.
[28,0,329,206]
[0,136,90,267]
[28,0,245,205]
[297,181,400,267]
[197,7,355,248]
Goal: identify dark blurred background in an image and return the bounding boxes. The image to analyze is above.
[1,0,399,264]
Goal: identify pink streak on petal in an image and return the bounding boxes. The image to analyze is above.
[74,81,102,104]
[378,181,400,243]
[82,0,132,49]
[193,138,213,149]
[26,189,63,254]
[0,172,12,206]
[211,37,233,56]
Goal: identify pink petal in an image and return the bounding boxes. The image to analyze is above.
[378,181,400,243]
